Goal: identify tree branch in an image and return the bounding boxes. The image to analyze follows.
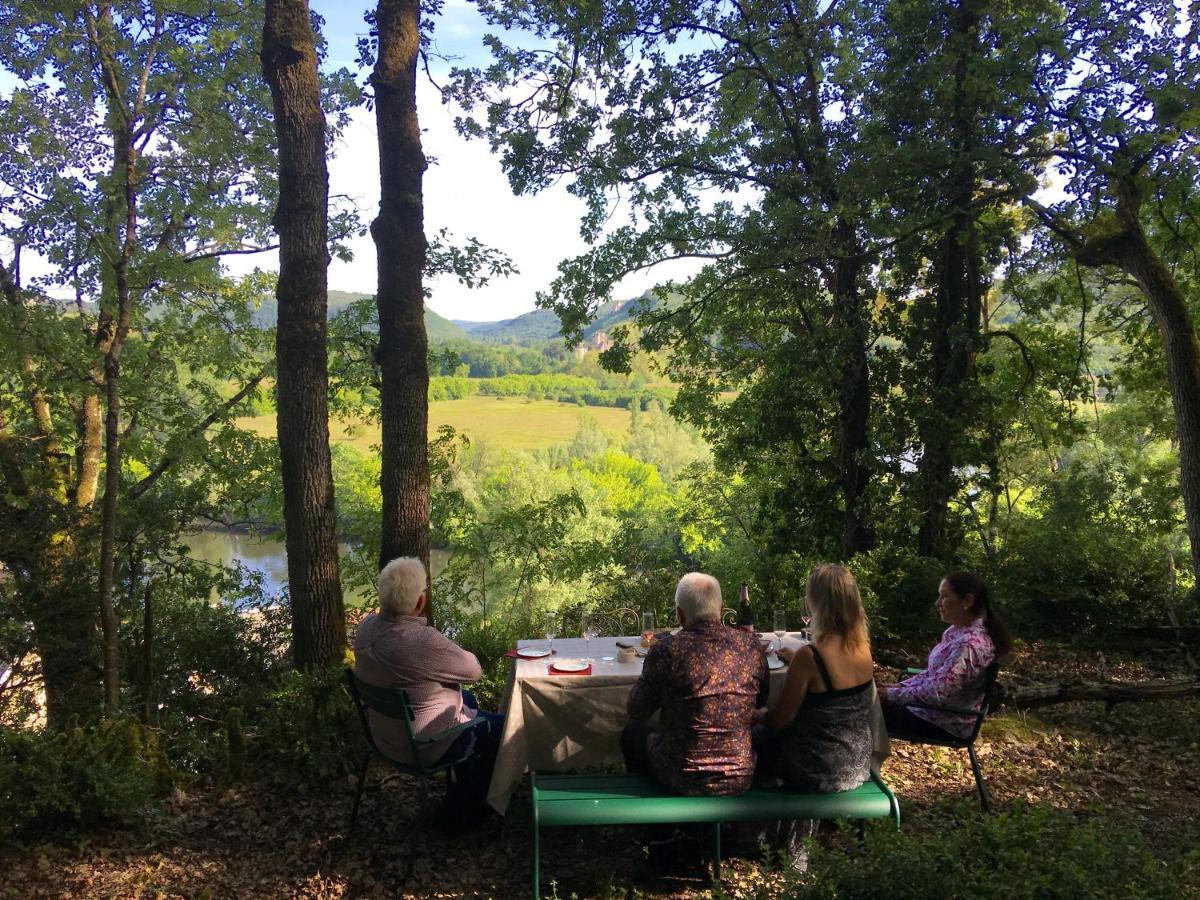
[126,367,271,502]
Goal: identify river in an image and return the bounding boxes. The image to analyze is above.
[185,529,451,604]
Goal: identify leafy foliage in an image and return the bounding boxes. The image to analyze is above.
[777,802,1198,899]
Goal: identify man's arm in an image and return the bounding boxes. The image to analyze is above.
[627,643,667,723]
[421,627,484,684]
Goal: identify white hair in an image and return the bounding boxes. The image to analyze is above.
[378,557,427,617]
[674,572,723,622]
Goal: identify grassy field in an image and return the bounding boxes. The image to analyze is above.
[239,396,634,453]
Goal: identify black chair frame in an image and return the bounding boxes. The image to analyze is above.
[344,669,492,834]
[893,661,1000,812]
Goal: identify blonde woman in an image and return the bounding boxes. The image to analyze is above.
[755,563,874,793]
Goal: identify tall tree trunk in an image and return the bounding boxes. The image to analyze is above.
[832,221,874,558]
[26,558,103,729]
[141,578,154,724]
[372,0,432,614]
[1076,176,1200,584]
[262,0,347,669]
[90,2,142,717]
[916,1,982,559]
[2,254,105,725]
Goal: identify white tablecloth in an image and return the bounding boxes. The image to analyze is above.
[485,633,889,813]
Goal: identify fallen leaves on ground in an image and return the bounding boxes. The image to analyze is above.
[2,643,1197,899]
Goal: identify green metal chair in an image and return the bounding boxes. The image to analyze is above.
[890,661,1001,812]
[344,668,491,833]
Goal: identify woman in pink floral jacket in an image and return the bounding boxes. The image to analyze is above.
[881,572,1013,741]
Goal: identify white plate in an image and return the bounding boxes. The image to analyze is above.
[517,646,551,659]
[551,658,589,672]
[767,656,787,671]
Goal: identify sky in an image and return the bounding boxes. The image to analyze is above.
[0,2,695,324]
[237,1,699,323]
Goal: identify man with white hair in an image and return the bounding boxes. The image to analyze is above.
[354,556,503,821]
[622,572,768,797]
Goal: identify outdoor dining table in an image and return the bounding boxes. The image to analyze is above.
[485,632,891,814]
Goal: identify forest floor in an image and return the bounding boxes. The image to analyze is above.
[2,642,1198,899]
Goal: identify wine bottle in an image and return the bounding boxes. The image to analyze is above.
[737,582,755,632]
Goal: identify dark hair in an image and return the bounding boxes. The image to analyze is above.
[943,571,1013,661]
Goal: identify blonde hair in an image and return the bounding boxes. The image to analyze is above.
[806,563,869,651]
[378,557,427,617]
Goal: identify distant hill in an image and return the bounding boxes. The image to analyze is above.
[453,308,562,342]
[252,290,470,341]
[453,292,660,344]
[250,288,659,346]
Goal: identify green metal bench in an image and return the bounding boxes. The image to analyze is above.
[530,770,900,898]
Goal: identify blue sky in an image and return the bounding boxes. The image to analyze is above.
[0,2,692,323]
[288,1,698,322]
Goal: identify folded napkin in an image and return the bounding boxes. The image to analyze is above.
[549,663,592,676]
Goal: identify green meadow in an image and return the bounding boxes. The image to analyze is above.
[239,395,634,453]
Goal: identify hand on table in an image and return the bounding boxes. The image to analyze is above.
[776,646,796,666]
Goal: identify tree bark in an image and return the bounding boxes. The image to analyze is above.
[915,1,982,560]
[141,578,154,724]
[999,678,1200,710]
[372,0,432,614]
[1075,176,1200,586]
[2,249,104,726]
[262,0,347,668]
[90,3,142,717]
[832,220,874,558]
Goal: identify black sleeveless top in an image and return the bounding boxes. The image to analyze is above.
[757,645,873,792]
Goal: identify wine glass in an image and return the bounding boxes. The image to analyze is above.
[641,611,656,644]
[800,610,812,641]
[543,613,558,656]
[581,612,598,662]
[773,609,788,653]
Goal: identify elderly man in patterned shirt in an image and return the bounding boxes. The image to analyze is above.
[621,572,768,796]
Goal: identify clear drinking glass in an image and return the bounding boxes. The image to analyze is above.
[773,609,788,653]
[800,611,812,640]
[543,613,558,656]
[641,611,656,643]
[581,612,598,662]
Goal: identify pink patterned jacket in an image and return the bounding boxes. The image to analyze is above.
[888,617,995,739]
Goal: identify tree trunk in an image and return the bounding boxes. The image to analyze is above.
[1076,177,1200,586]
[372,0,432,613]
[915,1,982,560]
[1000,678,1200,710]
[262,0,347,668]
[2,253,104,726]
[832,221,874,558]
[25,555,103,729]
[141,578,154,724]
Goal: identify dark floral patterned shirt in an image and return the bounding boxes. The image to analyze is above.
[627,618,768,795]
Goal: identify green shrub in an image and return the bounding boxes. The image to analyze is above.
[768,802,1193,899]
[0,720,163,841]
[241,665,358,783]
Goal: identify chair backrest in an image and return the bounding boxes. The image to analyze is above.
[967,661,1001,742]
[344,669,426,763]
[602,607,640,635]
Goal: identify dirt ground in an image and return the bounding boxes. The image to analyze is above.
[2,643,1197,899]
